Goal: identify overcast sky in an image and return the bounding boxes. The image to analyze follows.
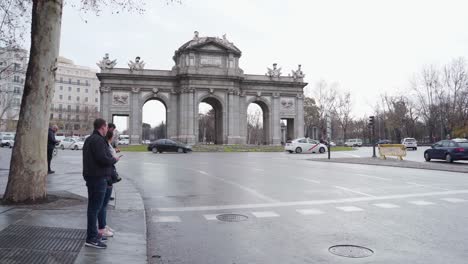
[58,0,468,130]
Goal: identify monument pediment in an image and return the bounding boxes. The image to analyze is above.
[199,44,226,52]
[176,35,242,56]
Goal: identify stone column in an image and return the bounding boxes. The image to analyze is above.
[238,92,247,144]
[227,89,240,144]
[272,92,281,145]
[179,88,196,144]
[100,86,111,121]
[296,94,305,138]
[187,88,195,144]
[130,87,141,144]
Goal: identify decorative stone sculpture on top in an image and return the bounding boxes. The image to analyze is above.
[266,63,282,78]
[128,56,145,71]
[96,53,117,70]
[291,64,305,81]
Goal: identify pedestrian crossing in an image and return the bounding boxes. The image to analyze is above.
[152,197,468,223]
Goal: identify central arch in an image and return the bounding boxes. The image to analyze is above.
[198,96,224,144]
[140,93,169,142]
[247,99,271,145]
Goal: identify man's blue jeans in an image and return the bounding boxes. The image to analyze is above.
[86,178,107,241]
[98,186,113,230]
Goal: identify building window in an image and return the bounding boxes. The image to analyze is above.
[76,115,80,121]
[74,124,80,130]
[77,96,80,102]
[51,104,54,109]
[13,87,21,94]
[59,95,63,100]
[77,80,80,85]
[60,86,63,90]
[59,104,62,111]
[68,78,71,84]
[85,106,89,112]
[77,87,80,92]
[14,63,20,71]
[85,97,88,102]
[95,90,98,94]
[85,88,88,93]
[13,98,21,106]
[67,105,71,112]
[50,113,54,119]
[85,80,89,86]
[95,98,98,103]
[76,105,79,112]
[59,114,62,120]
[13,76,20,82]
[60,77,63,82]
[68,96,71,101]
[68,87,71,91]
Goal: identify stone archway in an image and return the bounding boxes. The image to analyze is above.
[198,95,224,144]
[246,98,271,145]
[141,97,168,141]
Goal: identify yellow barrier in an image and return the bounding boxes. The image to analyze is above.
[378,144,406,160]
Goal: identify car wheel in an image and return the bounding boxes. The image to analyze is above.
[177,148,183,153]
[414,147,417,150]
[288,150,293,154]
[74,145,78,150]
[152,147,158,153]
[319,147,325,153]
[183,149,188,153]
[61,145,65,150]
[424,152,431,162]
[295,147,302,154]
[446,153,453,163]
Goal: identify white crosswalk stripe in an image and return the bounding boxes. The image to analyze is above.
[296,209,324,215]
[373,203,400,209]
[153,216,181,223]
[441,198,467,203]
[203,214,220,220]
[252,211,280,218]
[409,200,435,206]
[336,206,364,212]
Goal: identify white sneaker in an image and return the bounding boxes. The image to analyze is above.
[99,228,114,237]
[105,225,115,233]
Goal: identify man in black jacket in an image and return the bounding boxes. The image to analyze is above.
[83,118,119,249]
[47,125,59,174]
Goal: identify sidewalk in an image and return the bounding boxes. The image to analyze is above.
[0,149,147,264]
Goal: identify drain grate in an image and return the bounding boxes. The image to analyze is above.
[0,225,86,264]
[329,245,374,258]
[216,214,248,222]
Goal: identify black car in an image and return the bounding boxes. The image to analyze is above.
[376,139,391,145]
[147,139,192,154]
[424,139,468,163]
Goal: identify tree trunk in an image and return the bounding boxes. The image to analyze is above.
[3,0,63,203]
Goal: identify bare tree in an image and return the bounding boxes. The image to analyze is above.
[312,80,338,139]
[334,91,352,142]
[247,108,263,145]
[3,0,179,203]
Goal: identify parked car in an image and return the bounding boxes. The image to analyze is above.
[0,135,15,148]
[147,139,192,153]
[118,139,130,145]
[142,140,151,144]
[285,138,328,154]
[70,138,85,150]
[344,138,363,147]
[424,138,468,163]
[376,139,391,145]
[58,137,77,150]
[401,137,418,150]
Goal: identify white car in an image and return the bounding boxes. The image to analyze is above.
[345,138,363,147]
[70,139,85,150]
[0,135,15,148]
[285,138,328,154]
[118,139,129,145]
[58,137,77,149]
[401,137,417,150]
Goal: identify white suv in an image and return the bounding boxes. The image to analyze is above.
[345,138,363,147]
[401,138,417,150]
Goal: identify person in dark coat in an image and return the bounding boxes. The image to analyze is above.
[83,118,119,249]
[47,125,59,174]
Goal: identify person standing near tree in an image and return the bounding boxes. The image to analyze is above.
[47,125,59,174]
[107,123,120,153]
[83,118,119,249]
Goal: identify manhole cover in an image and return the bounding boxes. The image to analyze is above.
[329,245,374,258]
[216,214,248,222]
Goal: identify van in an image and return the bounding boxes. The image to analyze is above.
[345,138,363,147]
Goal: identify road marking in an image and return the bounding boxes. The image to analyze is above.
[203,214,219,220]
[252,168,265,172]
[252,211,280,218]
[355,174,391,181]
[338,152,361,158]
[374,203,400,209]
[194,170,280,203]
[334,186,376,197]
[336,206,364,212]
[296,209,324,215]
[153,216,181,223]
[155,189,468,212]
[441,198,467,203]
[291,176,320,184]
[406,182,450,191]
[409,200,435,206]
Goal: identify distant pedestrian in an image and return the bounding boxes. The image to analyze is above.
[47,125,59,174]
[83,118,120,249]
[108,123,120,152]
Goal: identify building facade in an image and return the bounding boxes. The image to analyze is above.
[0,48,28,131]
[50,56,100,136]
[97,33,307,145]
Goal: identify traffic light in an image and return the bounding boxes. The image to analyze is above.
[369,116,375,127]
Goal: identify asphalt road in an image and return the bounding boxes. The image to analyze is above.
[1,148,468,263]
